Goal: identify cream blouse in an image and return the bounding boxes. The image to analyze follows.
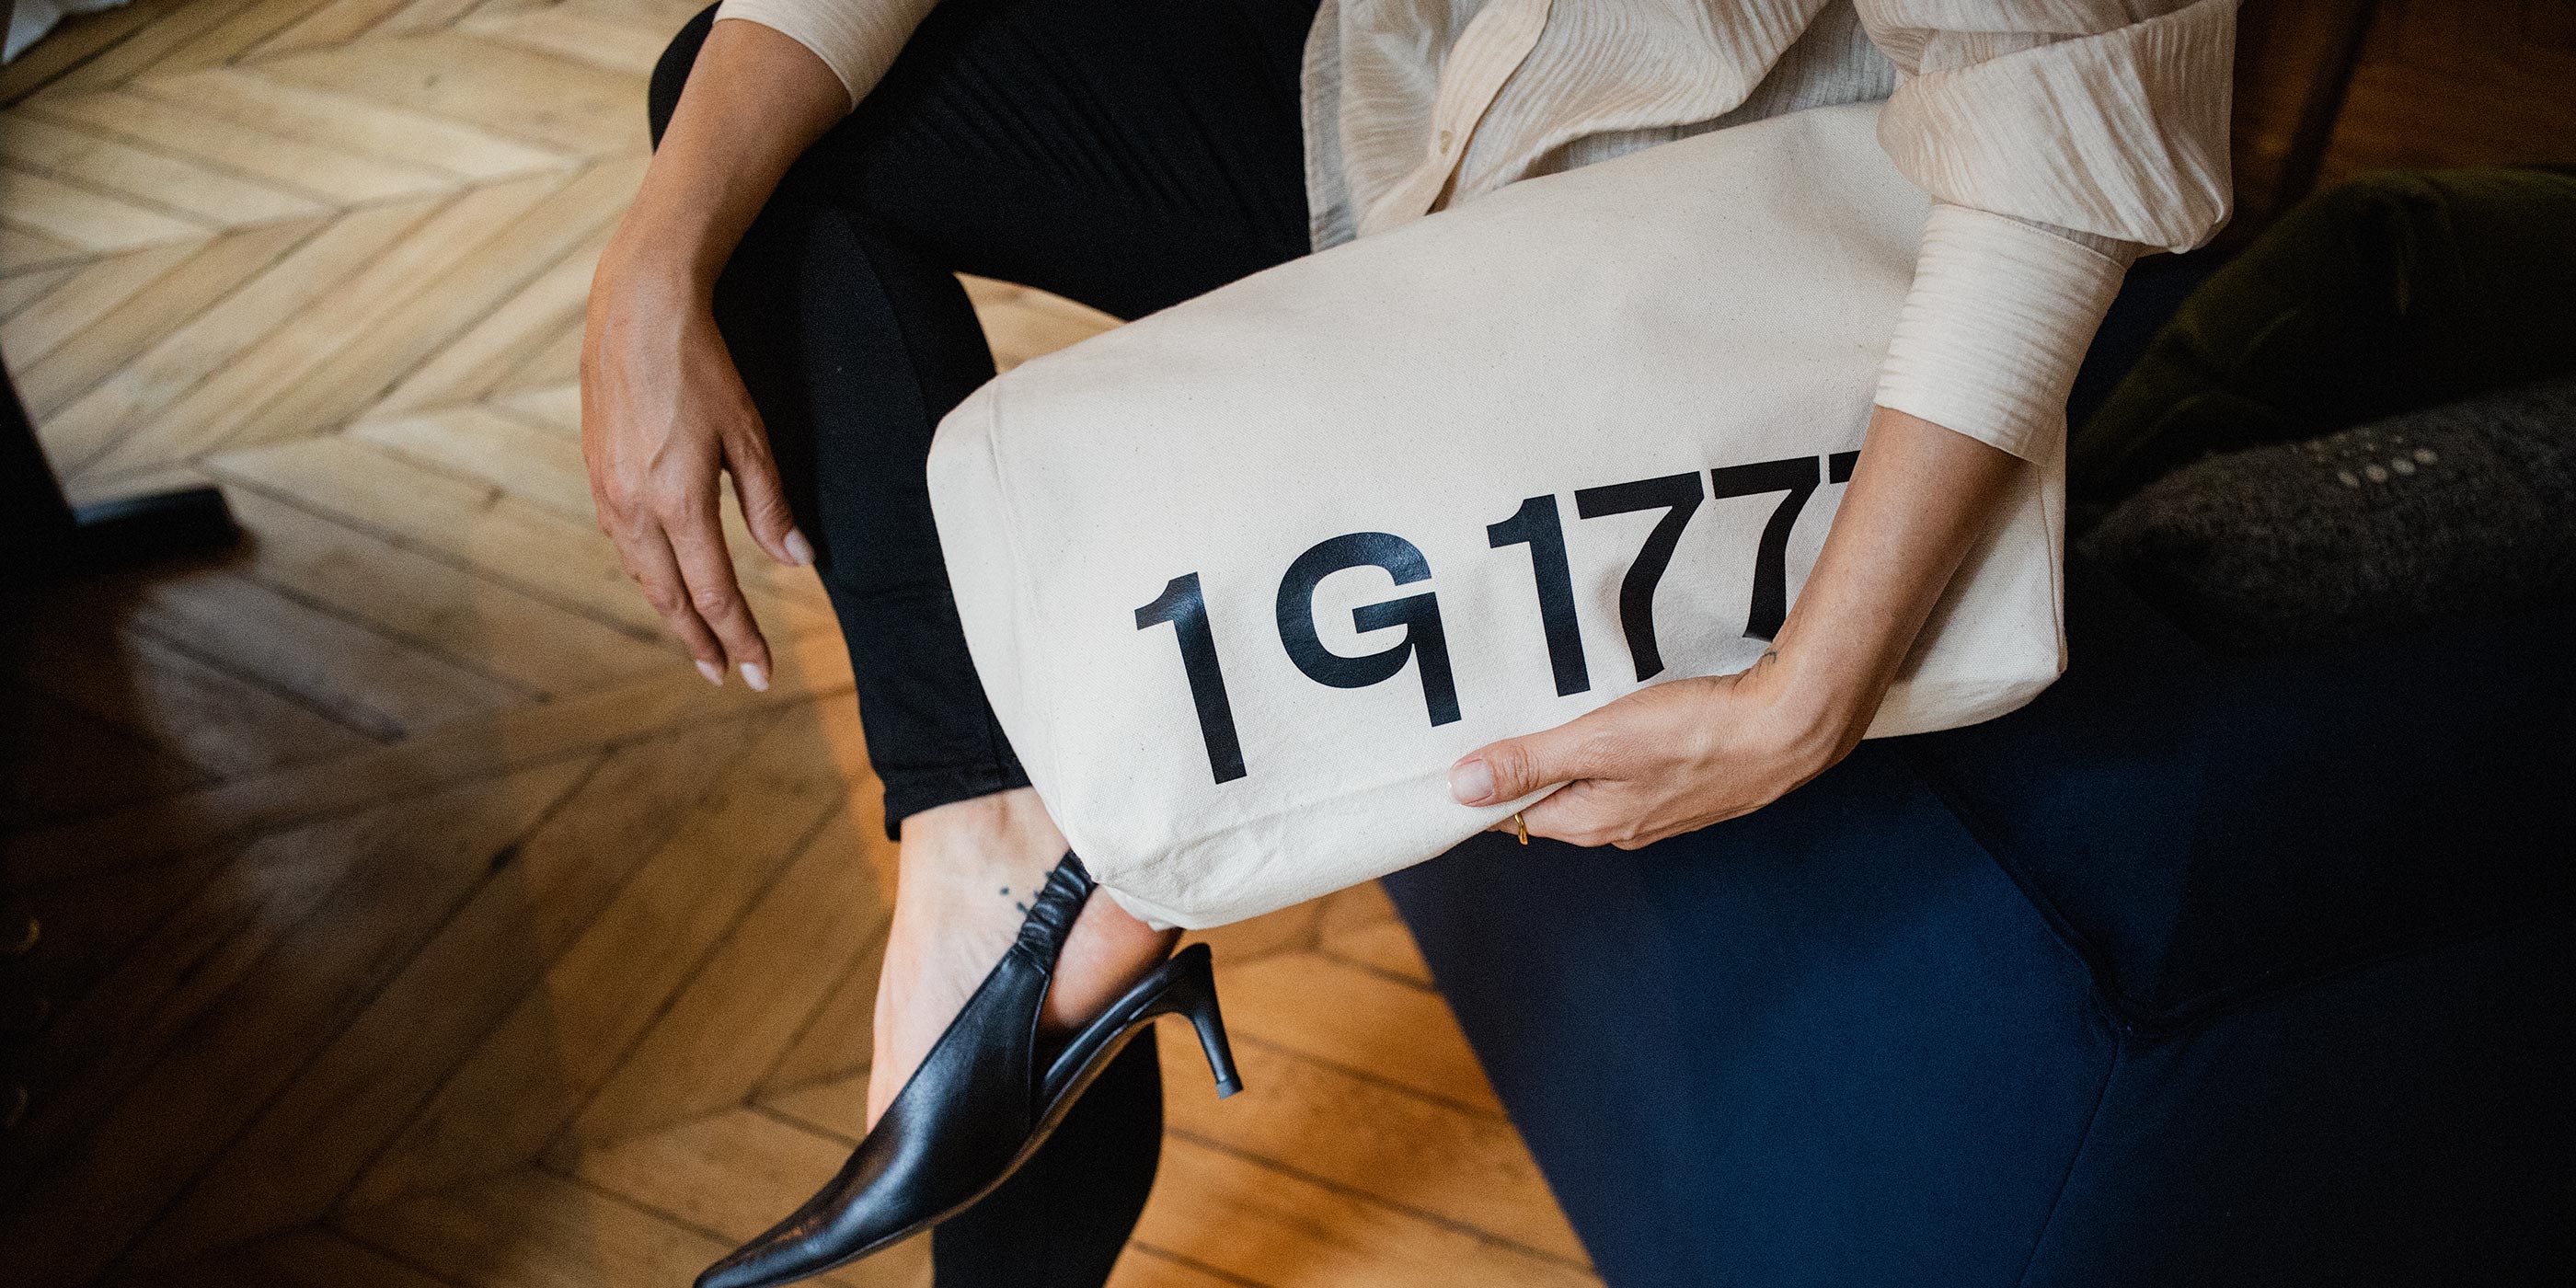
[709,0,2237,463]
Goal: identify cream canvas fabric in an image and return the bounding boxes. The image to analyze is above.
[929,103,2064,929]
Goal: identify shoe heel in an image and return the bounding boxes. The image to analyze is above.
[1159,945,1244,1098]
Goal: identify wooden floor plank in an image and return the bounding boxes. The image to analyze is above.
[1319,918,1435,988]
[346,404,597,518]
[206,431,670,638]
[489,379,578,434]
[152,1225,467,1288]
[548,1108,930,1288]
[1160,1037,1588,1265]
[137,717,774,1263]
[0,164,208,252]
[566,789,891,1147]
[40,202,423,474]
[214,485,676,697]
[750,914,891,1099]
[456,5,675,75]
[1106,1251,1253,1288]
[0,220,91,272]
[2,842,237,1022]
[72,184,543,470]
[191,156,644,449]
[247,0,416,59]
[1317,881,1401,938]
[340,402,839,635]
[249,30,649,156]
[24,89,464,206]
[336,1165,907,1288]
[141,0,347,76]
[344,714,853,1208]
[2,822,360,1196]
[0,112,329,226]
[1137,1138,1599,1288]
[18,597,378,777]
[119,562,525,740]
[132,65,572,180]
[0,684,212,825]
[367,228,602,415]
[489,311,584,394]
[32,0,267,98]
[0,260,75,317]
[211,429,836,643]
[0,641,848,883]
[0,760,592,1288]
[1217,952,1506,1117]
[0,0,191,104]
[1184,896,1325,968]
[15,218,313,424]
[0,238,195,367]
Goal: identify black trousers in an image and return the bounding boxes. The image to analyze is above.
[648,3,1316,1283]
[652,0,1317,830]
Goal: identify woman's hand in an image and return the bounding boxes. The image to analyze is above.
[578,17,850,689]
[582,254,806,690]
[1447,648,1864,848]
[1449,405,2027,847]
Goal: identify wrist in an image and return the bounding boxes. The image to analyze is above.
[596,224,718,309]
[1759,626,1893,744]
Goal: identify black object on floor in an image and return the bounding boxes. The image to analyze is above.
[0,358,237,588]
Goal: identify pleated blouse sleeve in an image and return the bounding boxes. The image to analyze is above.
[711,0,940,109]
[1857,0,2237,462]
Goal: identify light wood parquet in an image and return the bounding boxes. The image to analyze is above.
[7,0,2574,1284]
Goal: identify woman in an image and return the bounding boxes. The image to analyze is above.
[582,0,2232,1282]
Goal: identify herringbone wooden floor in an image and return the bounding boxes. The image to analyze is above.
[9,0,2573,1284]
[0,2,1595,1285]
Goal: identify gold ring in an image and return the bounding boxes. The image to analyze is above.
[1512,811,1529,845]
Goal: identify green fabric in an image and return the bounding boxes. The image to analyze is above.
[2072,167,2576,529]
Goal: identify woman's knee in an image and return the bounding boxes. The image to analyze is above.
[648,4,721,148]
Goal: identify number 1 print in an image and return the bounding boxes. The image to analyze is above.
[1135,572,1248,783]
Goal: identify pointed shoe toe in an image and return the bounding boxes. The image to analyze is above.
[695,853,1242,1288]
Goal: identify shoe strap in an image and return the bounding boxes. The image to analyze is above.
[1013,852,1093,965]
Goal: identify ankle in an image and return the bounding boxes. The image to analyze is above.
[1041,892,1179,1031]
[896,788,1068,892]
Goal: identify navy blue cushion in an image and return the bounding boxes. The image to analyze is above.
[1904,568,2576,1028]
[1389,743,2110,1288]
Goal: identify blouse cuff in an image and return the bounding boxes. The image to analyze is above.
[712,0,927,109]
[1874,202,2135,463]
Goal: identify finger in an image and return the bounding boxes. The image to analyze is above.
[661,482,774,690]
[1448,714,1613,807]
[615,520,729,685]
[1515,780,1621,847]
[724,423,811,568]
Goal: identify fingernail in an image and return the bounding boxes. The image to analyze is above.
[1449,758,1494,806]
[783,529,815,567]
[696,660,724,687]
[741,661,769,693]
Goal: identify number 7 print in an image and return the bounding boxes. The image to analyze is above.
[1574,472,1707,682]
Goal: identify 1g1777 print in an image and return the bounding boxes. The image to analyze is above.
[1135,451,1860,785]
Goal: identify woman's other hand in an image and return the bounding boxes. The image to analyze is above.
[582,254,806,690]
[1449,405,2026,846]
[579,17,851,691]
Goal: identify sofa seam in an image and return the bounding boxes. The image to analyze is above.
[2009,1018,2122,1288]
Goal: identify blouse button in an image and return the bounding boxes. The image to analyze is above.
[1436,128,1455,153]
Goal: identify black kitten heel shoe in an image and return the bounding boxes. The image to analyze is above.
[696,853,1241,1288]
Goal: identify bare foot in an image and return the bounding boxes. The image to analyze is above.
[867,788,1178,1128]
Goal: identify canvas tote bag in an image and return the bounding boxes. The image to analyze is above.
[928,102,2066,929]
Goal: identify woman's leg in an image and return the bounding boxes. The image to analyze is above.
[648,0,1311,1278]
